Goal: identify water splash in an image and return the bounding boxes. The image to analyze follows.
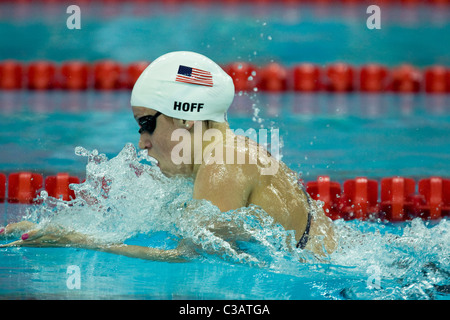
[329,218,450,299]
[23,144,450,299]
[25,144,301,267]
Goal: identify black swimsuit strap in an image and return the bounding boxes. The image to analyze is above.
[297,189,313,249]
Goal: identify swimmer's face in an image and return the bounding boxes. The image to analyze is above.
[132,106,193,177]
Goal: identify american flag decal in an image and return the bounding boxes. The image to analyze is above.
[175,65,213,87]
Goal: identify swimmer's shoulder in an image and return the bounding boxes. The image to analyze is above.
[193,161,258,212]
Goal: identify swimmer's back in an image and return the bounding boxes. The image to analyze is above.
[194,131,337,255]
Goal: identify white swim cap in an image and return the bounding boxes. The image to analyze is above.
[130,51,235,122]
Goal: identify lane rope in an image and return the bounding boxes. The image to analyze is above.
[1,172,449,221]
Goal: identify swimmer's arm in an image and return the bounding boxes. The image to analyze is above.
[0,222,187,263]
[192,163,256,242]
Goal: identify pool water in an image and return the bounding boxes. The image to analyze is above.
[1,201,449,300]
[1,91,449,180]
[2,217,447,301]
[1,1,449,301]
[1,2,449,66]
[1,114,449,300]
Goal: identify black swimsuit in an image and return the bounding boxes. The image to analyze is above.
[296,189,313,249]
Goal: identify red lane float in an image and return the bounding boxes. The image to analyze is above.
[293,63,321,92]
[27,61,57,90]
[380,177,416,221]
[324,63,355,92]
[257,62,288,92]
[390,64,422,93]
[225,62,257,92]
[341,177,379,220]
[7,172,43,204]
[93,60,123,90]
[306,176,342,220]
[360,64,389,93]
[45,173,80,201]
[60,61,90,90]
[0,173,5,203]
[425,65,449,93]
[0,60,23,90]
[125,61,150,89]
[5,172,79,204]
[1,172,450,221]
[306,175,450,222]
[418,177,450,219]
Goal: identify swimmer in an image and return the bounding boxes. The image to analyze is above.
[1,52,336,260]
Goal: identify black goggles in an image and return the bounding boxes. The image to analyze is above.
[138,112,162,135]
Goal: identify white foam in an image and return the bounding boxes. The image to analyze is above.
[23,144,450,299]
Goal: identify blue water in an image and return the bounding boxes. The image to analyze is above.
[1,143,449,300]
[2,221,447,300]
[1,1,449,301]
[0,2,449,66]
[1,91,449,180]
